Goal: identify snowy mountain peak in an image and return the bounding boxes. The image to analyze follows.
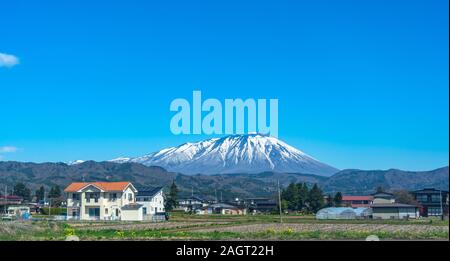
[109,157,132,163]
[110,134,339,176]
[67,160,86,165]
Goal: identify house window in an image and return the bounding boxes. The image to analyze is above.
[431,195,441,203]
[72,193,80,200]
[110,193,117,201]
[128,193,133,201]
[416,195,428,202]
[105,208,108,215]
[143,207,147,215]
[428,207,442,216]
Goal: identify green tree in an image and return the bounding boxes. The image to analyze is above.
[376,186,385,193]
[48,185,61,199]
[297,183,309,211]
[35,186,45,202]
[280,199,289,212]
[165,180,179,212]
[307,184,324,213]
[13,182,31,201]
[393,190,418,205]
[281,183,300,211]
[333,192,343,207]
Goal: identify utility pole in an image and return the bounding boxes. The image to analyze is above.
[277,180,283,224]
[440,189,444,221]
[3,185,7,214]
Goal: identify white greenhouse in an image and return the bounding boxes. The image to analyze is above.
[316,207,372,220]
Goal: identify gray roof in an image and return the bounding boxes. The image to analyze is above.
[209,203,245,209]
[179,196,207,202]
[135,186,163,197]
[121,203,143,210]
[412,188,449,194]
[371,203,417,208]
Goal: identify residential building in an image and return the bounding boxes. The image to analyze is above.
[64,181,140,221]
[135,186,165,217]
[178,196,208,212]
[371,203,419,219]
[411,188,449,217]
[371,192,395,204]
[341,196,374,208]
[0,195,23,213]
[243,198,277,213]
[370,191,418,219]
[206,203,247,215]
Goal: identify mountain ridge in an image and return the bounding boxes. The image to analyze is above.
[109,134,339,176]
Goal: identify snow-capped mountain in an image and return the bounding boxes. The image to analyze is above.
[67,160,86,165]
[109,134,339,176]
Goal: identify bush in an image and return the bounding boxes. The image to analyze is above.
[40,207,67,215]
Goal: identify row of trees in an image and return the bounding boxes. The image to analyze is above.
[280,183,333,213]
[6,182,62,202]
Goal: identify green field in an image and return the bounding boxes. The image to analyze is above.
[0,213,448,241]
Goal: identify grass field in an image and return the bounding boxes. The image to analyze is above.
[0,213,448,241]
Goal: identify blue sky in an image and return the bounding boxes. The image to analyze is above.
[0,0,448,170]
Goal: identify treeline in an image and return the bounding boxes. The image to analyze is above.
[280,183,342,213]
[1,182,63,205]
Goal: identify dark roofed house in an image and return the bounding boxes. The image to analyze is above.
[135,186,164,197]
[411,188,449,217]
[0,195,24,213]
[135,186,165,219]
[243,198,277,213]
[207,203,247,215]
[178,196,208,212]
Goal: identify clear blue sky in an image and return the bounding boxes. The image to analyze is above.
[0,0,448,170]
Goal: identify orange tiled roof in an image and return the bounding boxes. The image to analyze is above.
[64,182,131,192]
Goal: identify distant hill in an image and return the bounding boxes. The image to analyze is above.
[0,161,447,200]
[321,167,449,195]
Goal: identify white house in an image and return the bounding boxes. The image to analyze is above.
[135,186,165,218]
[65,182,166,221]
[65,181,141,221]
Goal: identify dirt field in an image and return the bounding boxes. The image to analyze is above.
[194,222,449,234]
[1,214,448,240]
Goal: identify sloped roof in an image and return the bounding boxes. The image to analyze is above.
[371,203,417,208]
[412,188,449,194]
[135,186,163,197]
[122,203,143,210]
[342,196,374,201]
[64,182,132,192]
[209,203,245,209]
